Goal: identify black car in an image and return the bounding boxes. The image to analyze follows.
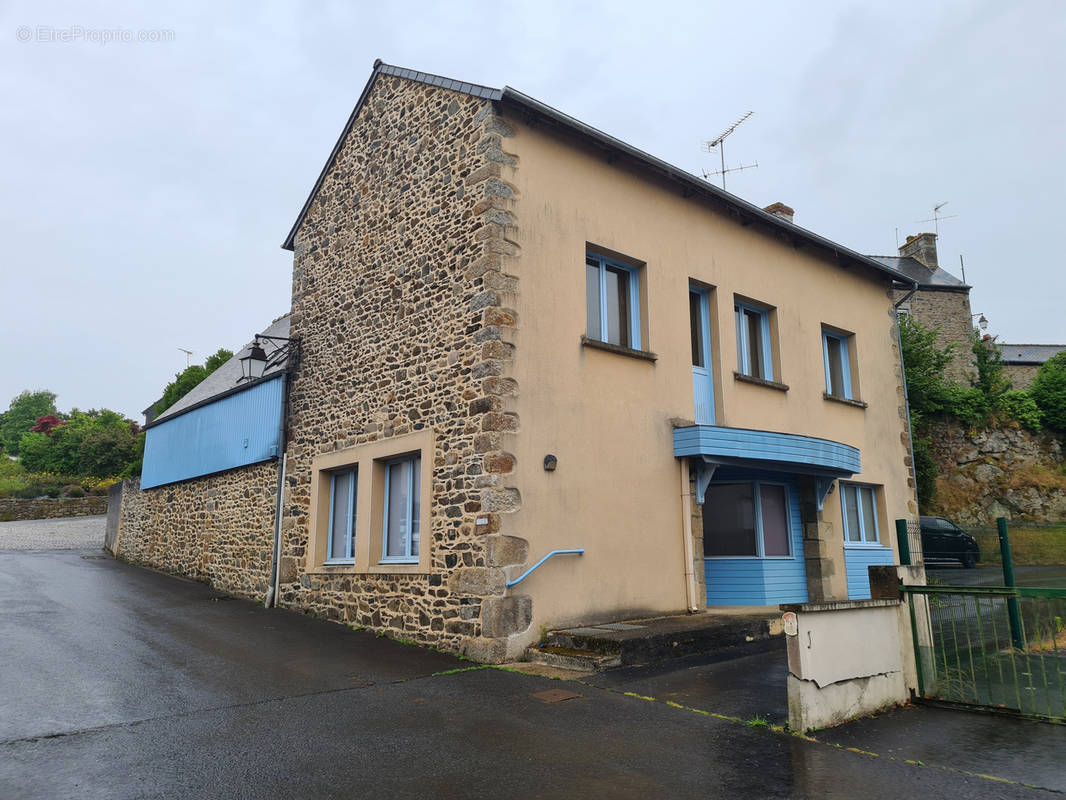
[919,516,980,568]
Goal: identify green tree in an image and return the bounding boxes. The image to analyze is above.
[898,315,953,426]
[154,348,233,416]
[1031,350,1066,432]
[18,408,143,477]
[2,390,59,455]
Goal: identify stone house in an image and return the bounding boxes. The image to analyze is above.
[116,61,918,663]
[997,344,1065,390]
[871,232,978,384]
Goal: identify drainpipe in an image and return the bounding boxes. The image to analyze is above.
[894,282,921,518]
[679,458,700,613]
[264,372,290,609]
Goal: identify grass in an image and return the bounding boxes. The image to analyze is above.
[964,523,1066,566]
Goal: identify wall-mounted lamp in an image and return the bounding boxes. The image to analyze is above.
[238,334,298,383]
[971,313,988,331]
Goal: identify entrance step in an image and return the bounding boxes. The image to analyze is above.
[525,610,781,672]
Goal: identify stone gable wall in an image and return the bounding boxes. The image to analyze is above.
[280,74,526,662]
[115,466,278,600]
[894,287,976,384]
[1003,363,1040,391]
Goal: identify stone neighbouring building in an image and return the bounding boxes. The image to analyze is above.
[118,61,919,662]
[998,343,1066,390]
[871,232,978,384]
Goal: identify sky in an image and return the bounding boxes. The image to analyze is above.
[2,0,1064,421]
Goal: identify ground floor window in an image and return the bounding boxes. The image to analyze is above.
[382,455,420,563]
[326,468,357,563]
[703,481,791,558]
[841,483,879,544]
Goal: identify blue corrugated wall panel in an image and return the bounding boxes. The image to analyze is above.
[703,468,809,606]
[844,545,895,600]
[141,377,284,489]
[674,425,861,475]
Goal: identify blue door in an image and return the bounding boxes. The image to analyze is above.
[690,287,715,425]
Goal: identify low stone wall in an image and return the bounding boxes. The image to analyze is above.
[926,420,1066,525]
[0,496,108,522]
[115,463,279,602]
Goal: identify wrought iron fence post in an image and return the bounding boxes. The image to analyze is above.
[997,516,1025,650]
[895,519,912,566]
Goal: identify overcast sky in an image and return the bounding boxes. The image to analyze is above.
[3,0,1064,420]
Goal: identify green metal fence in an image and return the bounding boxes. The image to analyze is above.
[903,584,1066,721]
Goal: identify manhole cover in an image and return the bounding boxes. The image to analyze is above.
[531,689,582,703]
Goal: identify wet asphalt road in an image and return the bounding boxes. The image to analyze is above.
[1,550,1061,799]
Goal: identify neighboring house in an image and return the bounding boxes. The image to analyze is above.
[870,233,977,384]
[997,344,1066,390]
[117,62,917,663]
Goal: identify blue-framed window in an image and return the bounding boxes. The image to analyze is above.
[822,328,853,400]
[586,251,642,350]
[734,301,773,380]
[703,481,791,558]
[381,455,421,563]
[326,468,357,564]
[841,483,879,544]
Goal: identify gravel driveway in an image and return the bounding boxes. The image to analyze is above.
[0,515,106,550]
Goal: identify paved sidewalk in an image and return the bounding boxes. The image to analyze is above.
[0,515,106,550]
[1,550,1058,799]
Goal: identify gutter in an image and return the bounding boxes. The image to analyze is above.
[264,371,291,609]
[894,282,921,517]
[679,458,700,613]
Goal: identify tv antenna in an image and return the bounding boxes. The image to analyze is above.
[701,111,758,190]
[916,201,958,235]
[177,348,193,368]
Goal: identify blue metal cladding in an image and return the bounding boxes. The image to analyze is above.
[703,468,809,606]
[844,545,895,600]
[674,425,861,476]
[141,377,284,489]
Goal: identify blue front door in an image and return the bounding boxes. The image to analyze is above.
[690,287,715,425]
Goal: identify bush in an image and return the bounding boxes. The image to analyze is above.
[14,486,40,499]
[941,385,987,426]
[913,435,938,509]
[1031,351,1066,432]
[995,390,1042,432]
[63,485,85,498]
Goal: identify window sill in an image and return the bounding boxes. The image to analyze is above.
[581,336,657,362]
[843,542,889,549]
[733,372,789,392]
[824,393,868,409]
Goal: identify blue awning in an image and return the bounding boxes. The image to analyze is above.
[674,424,860,478]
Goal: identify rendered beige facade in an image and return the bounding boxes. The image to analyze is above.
[120,62,917,663]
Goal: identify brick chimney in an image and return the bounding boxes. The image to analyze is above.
[899,232,938,270]
[763,202,794,223]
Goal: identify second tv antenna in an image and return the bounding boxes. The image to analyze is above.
[702,111,758,190]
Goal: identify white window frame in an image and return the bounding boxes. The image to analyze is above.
[325,468,356,564]
[841,483,880,545]
[586,251,642,350]
[380,455,420,564]
[822,329,854,400]
[734,301,773,381]
[704,480,793,560]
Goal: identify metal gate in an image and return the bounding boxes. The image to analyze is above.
[903,584,1066,721]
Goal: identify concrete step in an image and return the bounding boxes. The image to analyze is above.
[535,611,782,670]
[524,645,622,672]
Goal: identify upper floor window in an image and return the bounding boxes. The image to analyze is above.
[382,455,421,563]
[735,300,773,381]
[326,468,357,564]
[822,329,854,400]
[841,483,879,544]
[586,252,642,350]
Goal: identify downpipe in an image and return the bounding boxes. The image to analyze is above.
[680,458,699,613]
[264,451,286,609]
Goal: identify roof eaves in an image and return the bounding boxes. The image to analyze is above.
[498,86,912,286]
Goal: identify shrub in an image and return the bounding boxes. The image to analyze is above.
[1031,351,1066,432]
[63,485,85,498]
[995,391,1042,432]
[15,486,41,499]
[941,385,986,426]
[913,435,938,509]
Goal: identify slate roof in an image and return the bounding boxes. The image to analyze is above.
[282,61,913,288]
[865,255,969,290]
[998,343,1066,365]
[150,315,291,426]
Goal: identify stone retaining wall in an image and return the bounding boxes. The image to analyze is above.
[0,496,108,522]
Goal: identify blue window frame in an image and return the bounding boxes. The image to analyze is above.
[703,480,792,558]
[586,252,642,350]
[381,455,421,564]
[841,483,879,544]
[822,329,853,400]
[326,468,357,564]
[734,300,773,380]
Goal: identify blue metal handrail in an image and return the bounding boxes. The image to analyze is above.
[505,548,584,588]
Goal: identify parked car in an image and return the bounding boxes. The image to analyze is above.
[919,516,980,568]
